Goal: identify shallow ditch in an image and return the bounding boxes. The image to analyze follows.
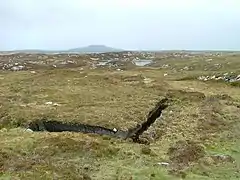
[27,98,169,143]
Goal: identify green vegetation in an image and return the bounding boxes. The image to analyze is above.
[0,54,240,179]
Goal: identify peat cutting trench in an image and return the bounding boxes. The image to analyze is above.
[27,98,169,143]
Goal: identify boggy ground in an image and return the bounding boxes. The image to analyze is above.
[0,54,240,180]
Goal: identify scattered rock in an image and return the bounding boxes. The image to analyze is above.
[197,73,240,83]
[45,102,53,105]
[169,110,173,114]
[161,64,170,68]
[11,65,25,71]
[0,128,8,132]
[143,78,154,84]
[157,162,169,166]
[206,58,212,62]
[211,154,234,163]
[53,103,60,106]
[25,128,34,132]
[183,66,189,70]
[44,102,60,106]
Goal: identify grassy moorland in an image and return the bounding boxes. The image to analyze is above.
[0,53,240,179]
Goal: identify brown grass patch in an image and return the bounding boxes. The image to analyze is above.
[167,140,205,168]
[166,90,206,102]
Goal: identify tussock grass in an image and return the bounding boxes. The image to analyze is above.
[1,55,240,179]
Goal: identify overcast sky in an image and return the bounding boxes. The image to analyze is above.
[1,0,240,51]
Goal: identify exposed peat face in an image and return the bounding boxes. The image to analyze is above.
[27,98,169,143]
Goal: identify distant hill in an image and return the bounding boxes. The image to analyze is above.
[68,45,124,53]
[6,45,124,54]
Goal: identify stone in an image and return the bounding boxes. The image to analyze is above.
[157,162,169,166]
[45,102,53,105]
[25,128,34,132]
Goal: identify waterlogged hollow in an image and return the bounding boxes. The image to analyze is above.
[133,59,153,66]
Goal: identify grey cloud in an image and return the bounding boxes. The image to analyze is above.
[1,0,240,50]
